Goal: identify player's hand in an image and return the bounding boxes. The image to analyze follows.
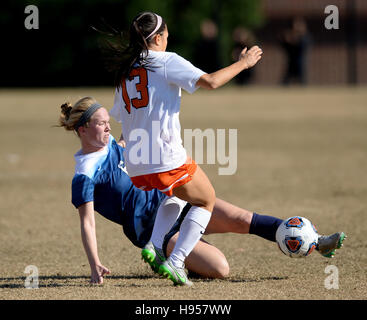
[117,139,126,148]
[90,264,111,285]
[239,45,263,69]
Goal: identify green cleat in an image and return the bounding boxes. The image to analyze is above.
[317,232,346,258]
[158,259,193,287]
[141,241,166,273]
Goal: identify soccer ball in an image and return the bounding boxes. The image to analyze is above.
[276,216,319,258]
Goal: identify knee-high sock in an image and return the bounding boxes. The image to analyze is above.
[169,206,212,268]
[249,212,283,242]
[150,196,187,249]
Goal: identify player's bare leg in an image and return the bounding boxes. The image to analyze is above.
[166,233,229,279]
[172,165,216,212]
[205,198,253,235]
[159,165,216,286]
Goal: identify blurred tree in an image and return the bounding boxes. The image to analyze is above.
[0,0,264,86]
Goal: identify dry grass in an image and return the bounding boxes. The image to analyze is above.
[0,86,366,300]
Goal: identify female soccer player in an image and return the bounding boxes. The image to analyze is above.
[106,12,263,286]
[59,97,345,285]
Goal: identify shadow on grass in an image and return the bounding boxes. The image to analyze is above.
[0,274,156,289]
[226,276,289,283]
[0,274,289,289]
[187,271,289,283]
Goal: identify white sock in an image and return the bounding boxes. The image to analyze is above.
[169,206,212,268]
[150,196,187,250]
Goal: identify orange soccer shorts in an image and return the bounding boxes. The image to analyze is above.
[130,158,198,196]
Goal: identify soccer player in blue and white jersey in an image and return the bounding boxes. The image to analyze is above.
[58,97,346,285]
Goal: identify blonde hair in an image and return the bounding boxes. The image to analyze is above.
[59,96,97,133]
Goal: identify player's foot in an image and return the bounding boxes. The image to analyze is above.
[158,259,193,287]
[317,232,346,258]
[141,241,166,273]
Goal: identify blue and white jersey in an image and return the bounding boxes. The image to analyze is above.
[71,135,166,248]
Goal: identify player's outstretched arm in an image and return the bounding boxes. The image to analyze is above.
[196,45,263,90]
[78,202,110,284]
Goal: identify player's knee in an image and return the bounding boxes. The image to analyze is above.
[233,210,253,234]
[213,259,230,279]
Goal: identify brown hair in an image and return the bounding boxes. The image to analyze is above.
[58,96,97,134]
[99,12,166,88]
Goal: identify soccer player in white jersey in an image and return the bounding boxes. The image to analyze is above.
[106,11,261,286]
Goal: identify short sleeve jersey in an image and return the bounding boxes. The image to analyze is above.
[71,136,166,248]
[110,50,206,177]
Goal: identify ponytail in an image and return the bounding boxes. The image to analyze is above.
[98,12,166,88]
[58,97,97,134]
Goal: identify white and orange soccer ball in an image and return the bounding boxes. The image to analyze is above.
[276,216,319,258]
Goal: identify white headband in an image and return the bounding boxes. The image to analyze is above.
[145,14,163,40]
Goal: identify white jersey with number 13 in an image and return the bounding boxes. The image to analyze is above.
[110,50,206,177]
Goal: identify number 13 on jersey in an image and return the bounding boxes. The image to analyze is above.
[121,67,149,114]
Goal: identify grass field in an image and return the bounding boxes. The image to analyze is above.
[0,87,366,300]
